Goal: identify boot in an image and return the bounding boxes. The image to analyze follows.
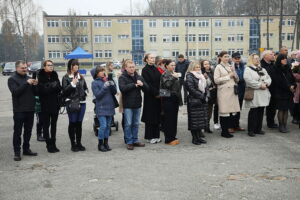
[282,123,289,133]
[278,123,286,133]
[196,131,207,144]
[205,124,213,133]
[104,138,112,151]
[198,130,205,138]
[191,131,201,145]
[52,139,60,152]
[98,139,107,152]
[46,139,55,153]
[69,122,79,152]
[76,122,86,151]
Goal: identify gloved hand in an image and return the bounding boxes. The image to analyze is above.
[104,81,110,87]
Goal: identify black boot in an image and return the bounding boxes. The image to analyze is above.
[52,139,60,152]
[98,139,107,152]
[220,117,234,138]
[205,124,213,133]
[69,122,79,152]
[76,122,86,151]
[104,138,112,151]
[198,130,205,138]
[196,131,207,144]
[46,139,55,153]
[191,131,201,145]
[278,123,286,133]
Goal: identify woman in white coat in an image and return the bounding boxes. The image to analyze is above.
[244,54,272,137]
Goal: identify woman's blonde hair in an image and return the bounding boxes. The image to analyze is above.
[247,53,260,66]
[187,61,201,73]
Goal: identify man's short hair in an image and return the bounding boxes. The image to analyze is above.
[178,54,184,59]
[15,60,26,68]
[262,50,273,58]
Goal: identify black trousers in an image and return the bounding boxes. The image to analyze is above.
[266,96,277,126]
[42,112,59,143]
[144,123,160,140]
[232,98,243,128]
[13,112,34,154]
[162,97,179,143]
[213,104,219,124]
[179,80,187,103]
[248,107,265,133]
[36,112,43,137]
[220,113,235,134]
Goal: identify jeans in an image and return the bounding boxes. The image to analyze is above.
[124,108,141,144]
[67,103,86,123]
[13,112,34,153]
[98,116,112,139]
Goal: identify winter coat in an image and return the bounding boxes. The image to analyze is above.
[185,72,208,130]
[141,64,161,124]
[38,69,61,113]
[244,66,272,108]
[175,59,190,83]
[214,62,240,114]
[7,72,37,113]
[62,73,88,103]
[260,59,276,94]
[118,71,148,109]
[92,78,117,117]
[160,70,182,105]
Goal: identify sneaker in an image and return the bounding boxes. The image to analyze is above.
[214,123,221,130]
[155,138,161,143]
[150,139,157,144]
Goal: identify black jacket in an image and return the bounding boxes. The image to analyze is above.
[261,59,275,94]
[38,69,61,113]
[62,73,88,102]
[119,71,148,109]
[160,70,182,104]
[141,64,161,124]
[8,72,37,113]
[175,59,190,81]
[185,72,208,130]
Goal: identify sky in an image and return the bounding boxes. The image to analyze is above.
[34,0,147,16]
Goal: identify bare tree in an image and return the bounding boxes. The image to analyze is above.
[279,0,284,49]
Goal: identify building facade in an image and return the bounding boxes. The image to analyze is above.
[43,13,297,65]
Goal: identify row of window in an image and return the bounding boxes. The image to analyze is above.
[263,33,295,40]
[48,34,130,43]
[48,50,131,59]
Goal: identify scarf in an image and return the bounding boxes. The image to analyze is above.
[191,71,206,93]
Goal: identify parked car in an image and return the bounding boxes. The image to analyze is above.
[2,62,16,76]
[113,61,121,69]
[28,61,42,75]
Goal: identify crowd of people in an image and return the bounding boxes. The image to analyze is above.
[7,46,300,161]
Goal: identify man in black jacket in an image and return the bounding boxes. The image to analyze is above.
[7,61,38,161]
[175,54,189,104]
[261,50,278,128]
[119,60,148,150]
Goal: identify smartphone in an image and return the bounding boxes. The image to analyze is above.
[32,72,37,79]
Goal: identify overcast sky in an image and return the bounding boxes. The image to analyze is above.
[34,0,147,15]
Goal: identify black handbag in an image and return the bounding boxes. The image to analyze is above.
[234,84,239,95]
[113,95,119,108]
[159,89,171,97]
[67,98,81,112]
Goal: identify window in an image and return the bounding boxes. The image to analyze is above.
[263,18,273,23]
[228,48,235,55]
[199,49,209,57]
[118,19,129,23]
[62,36,71,43]
[199,20,209,27]
[228,20,235,27]
[236,20,244,26]
[163,20,170,27]
[118,50,130,54]
[215,20,222,27]
[186,49,196,57]
[163,35,171,43]
[104,50,112,58]
[172,50,179,57]
[94,21,102,27]
[288,19,295,26]
[215,49,222,56]
[149,20,156,28]
[103,35,112,43]
[215,35,222,42]
[61,21,71,27]
[186,34,196,42]
[236,48,244,55]
[48,35,60,43]
[185,19,196,27]
[47,20,59,27]
[237,34,244,42]
[171,20,179,27]
[48,51,60,58]
[118,35,129,39]
[171,35,179,42]
[94,35,112,43]
[103,20,112,27]
[199,34,209,42]
[76,21,87,27]
[263,33,274,37]
[62,51,70,58]
[79,35,88,43]
[95,50,103,58]
[149,34,156,43]
[228,34,235,41]
[287,33,294,40]
[281,33,286,40]
[281,20,286,26]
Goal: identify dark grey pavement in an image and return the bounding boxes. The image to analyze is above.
[1,72,300,200]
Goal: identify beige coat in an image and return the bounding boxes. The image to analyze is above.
[214,62,240,114]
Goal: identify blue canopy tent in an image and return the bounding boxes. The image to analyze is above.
[64,46,94,75]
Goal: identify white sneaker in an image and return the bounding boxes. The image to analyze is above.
[214,123,221,130]
[150,139,157,144]
[155,138,162,143]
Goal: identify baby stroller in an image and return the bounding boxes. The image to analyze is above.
[93,99,119,137]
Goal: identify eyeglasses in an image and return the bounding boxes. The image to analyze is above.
[46,64,54,67]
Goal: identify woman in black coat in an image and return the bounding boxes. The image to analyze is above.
[273,54,296,133]
[38,60,61,153]
[185,61,208,145]
[141,53,162,144]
